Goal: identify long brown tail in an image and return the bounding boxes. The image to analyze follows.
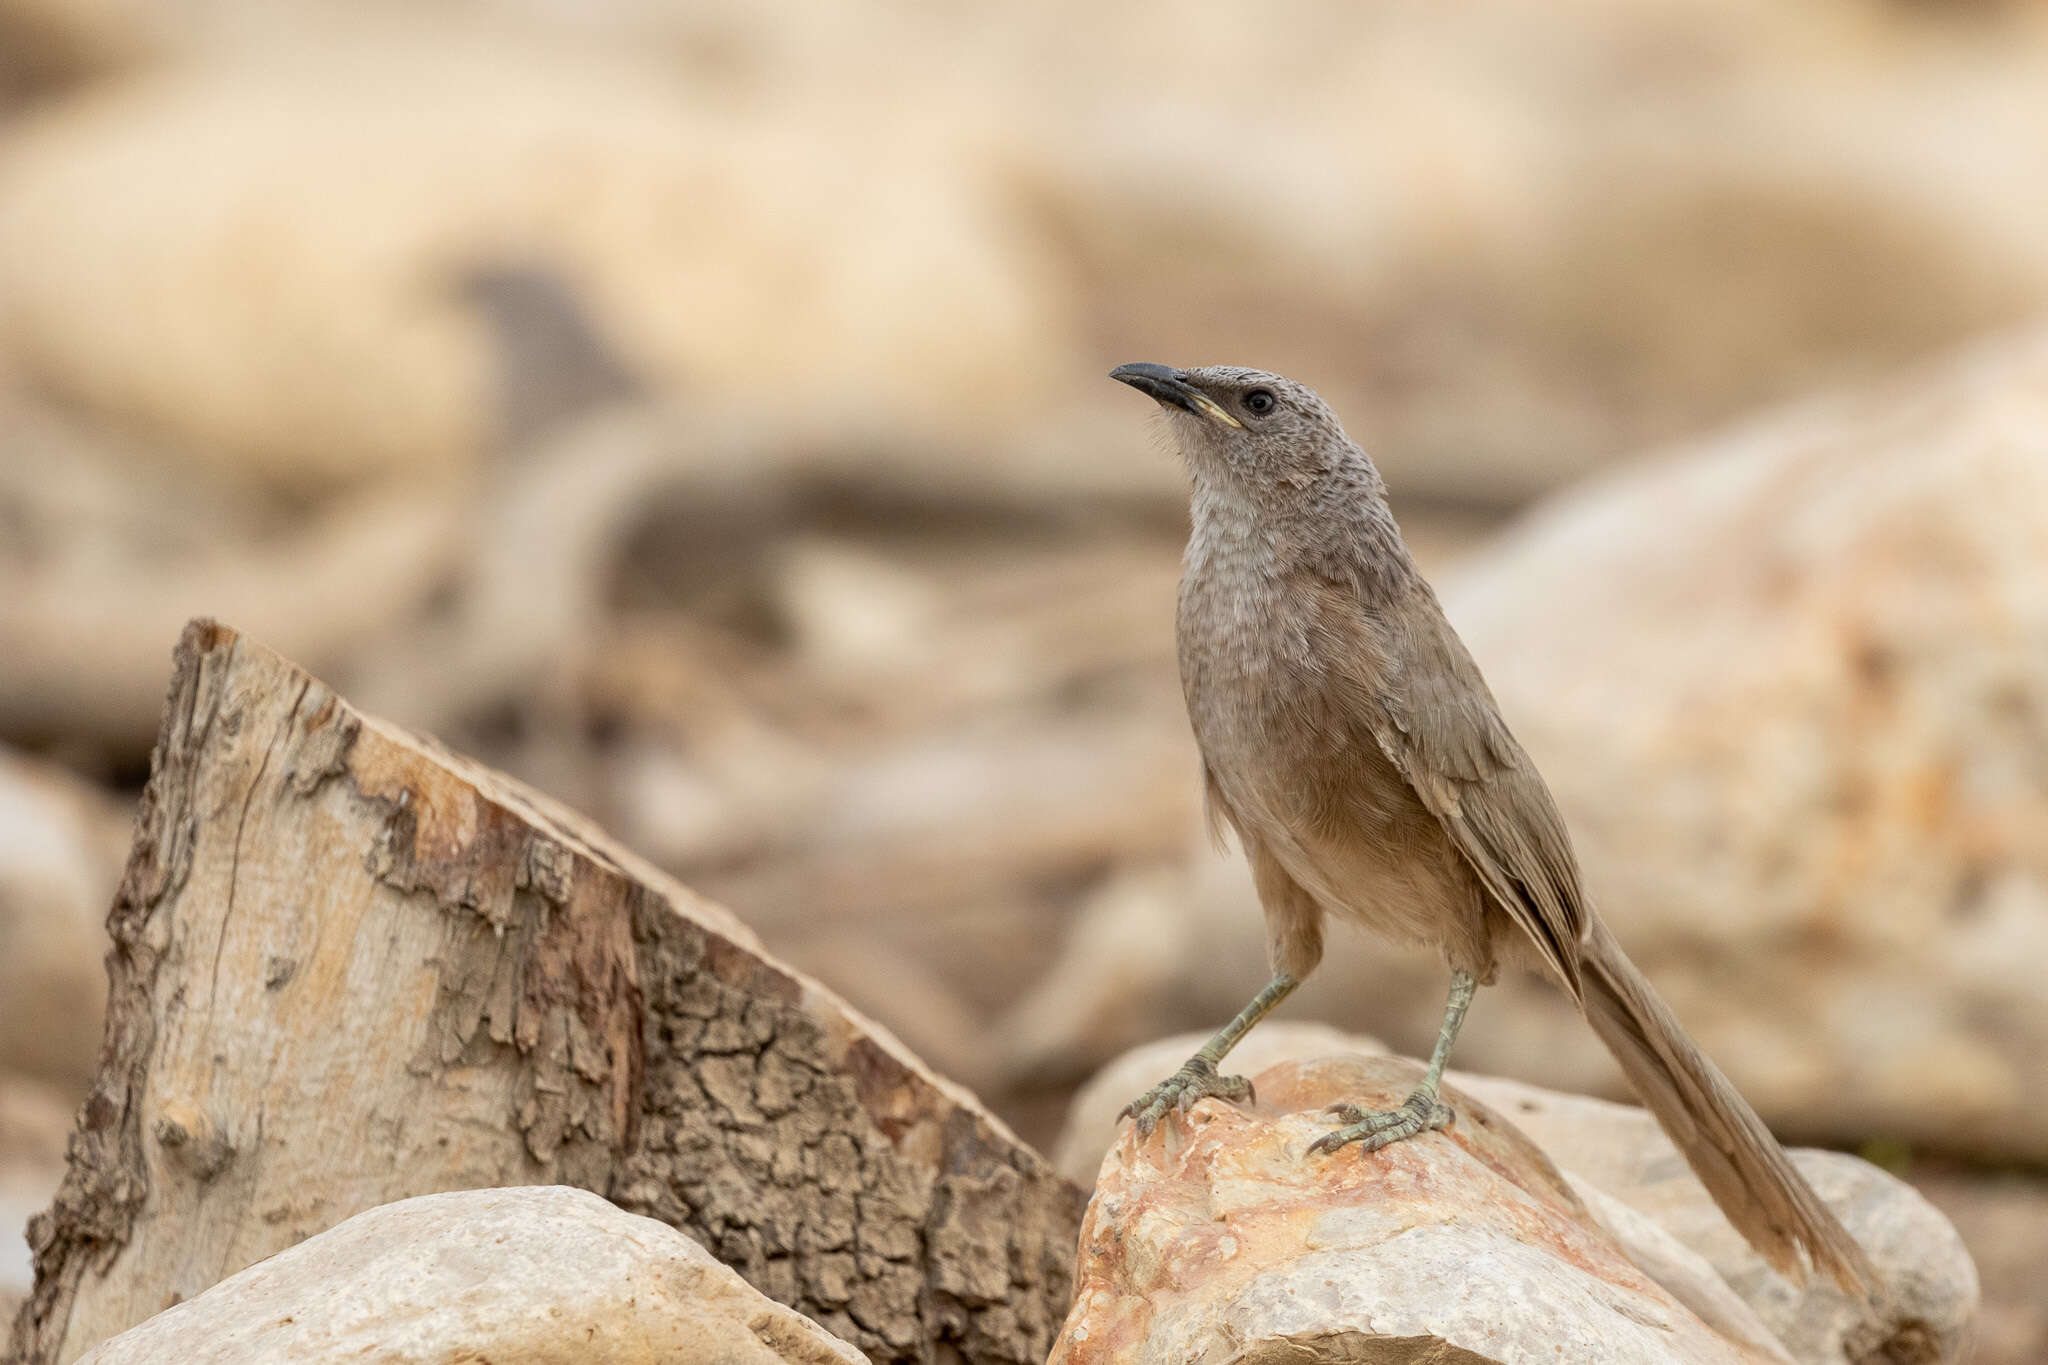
[1579,920,1874,1293]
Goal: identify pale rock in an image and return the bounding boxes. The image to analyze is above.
[1056,1027,1980,1365]
[0,748,128,1087]
[1051,1053,1776,1365]
[71,1186,869,1364]
[1564,1178,1794,1365]
[1455,1075,1979,1365]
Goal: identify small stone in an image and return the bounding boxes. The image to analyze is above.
[73,1187,869,1364]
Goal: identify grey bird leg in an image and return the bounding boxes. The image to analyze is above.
[1310,969,1476,1156]
[1120,973,1297,1137]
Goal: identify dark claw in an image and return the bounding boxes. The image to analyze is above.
[1309,1091,1454,1158]
[1117,1058,1256,1138]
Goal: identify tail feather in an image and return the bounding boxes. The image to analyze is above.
[1579,921,1875,1294]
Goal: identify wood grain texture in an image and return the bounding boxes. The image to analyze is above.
[7,619,1084,1365]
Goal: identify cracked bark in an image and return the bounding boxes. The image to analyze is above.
[7,619,1085,1365]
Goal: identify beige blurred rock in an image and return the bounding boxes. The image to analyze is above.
[0,398,470,753]
[0,26,1075,494]
[0,748,128,1088]
[1,1073,75,1331]
[1910,1169,2048,1365]
[1016,0,2048,499]
[1051,1052,1778,1365]
[1017,326,2048,1161]
[996,849,1564,1097]
[70,1186,869,1364]
[1056,1027,1979,1365]
[1439,326,2048,1158]
[10,3,2048,503]
[1001,866,1233,1094]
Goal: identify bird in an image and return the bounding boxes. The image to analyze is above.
[1108,361,1873,1292]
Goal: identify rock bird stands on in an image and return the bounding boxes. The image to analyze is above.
[1109,361,1873,1292]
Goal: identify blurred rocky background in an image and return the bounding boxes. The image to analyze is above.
[0,0,2044,1358]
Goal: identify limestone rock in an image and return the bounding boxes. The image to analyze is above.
[1051,1053,1776,1365]
[0,747,129,1087]
[72,1186,869,1365]
[1057,1028,1979,1365]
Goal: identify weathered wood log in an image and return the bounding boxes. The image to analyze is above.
[8,619,1085,1365]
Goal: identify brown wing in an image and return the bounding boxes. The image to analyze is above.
[1324,577,1588,1001]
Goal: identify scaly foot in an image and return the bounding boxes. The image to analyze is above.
[1119,1057,1255,1137]
[1307,1088,1453,1156]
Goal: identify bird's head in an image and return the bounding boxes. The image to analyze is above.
[1108,363,1362,500]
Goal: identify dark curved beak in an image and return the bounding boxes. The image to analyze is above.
[1110,362,1195,410]
[1109,362,1241,428]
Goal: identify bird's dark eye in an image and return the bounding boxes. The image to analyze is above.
[1243,389,1276,415]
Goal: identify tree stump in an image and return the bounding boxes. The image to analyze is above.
[9,619,1085,1365]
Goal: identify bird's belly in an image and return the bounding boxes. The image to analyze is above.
[1202,697,1488,959]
